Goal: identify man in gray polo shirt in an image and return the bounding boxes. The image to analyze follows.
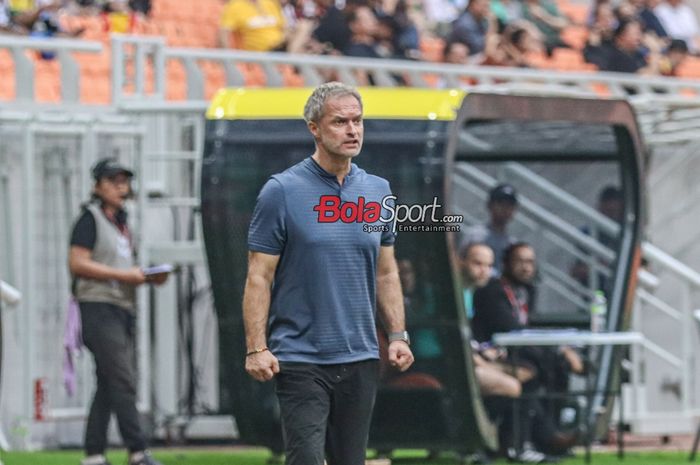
[243,82,414,465]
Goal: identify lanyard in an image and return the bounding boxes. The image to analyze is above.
[502,279,528,325]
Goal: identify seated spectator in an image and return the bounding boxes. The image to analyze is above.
[459,242,545,463]
[101,0,137,33]
[423,0,462,36]
[444,39,470,63]
[218,0,286,51]
[383,0,421,60]
[522,0,570,55]
[4,0,79,36]
[312,0,357,55]
[633,0,668,38]
[660,38,689,75]
[461,183,519,276]
[448,0,491,58]
[473,242,581,456]
[344,5,380,58]
[589,19,662,74]
[583,2,617,67]
[654,0,700,51]
[483,20,546,67]
[0,0,27,34]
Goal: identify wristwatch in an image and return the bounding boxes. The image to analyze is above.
[388,330,411,346]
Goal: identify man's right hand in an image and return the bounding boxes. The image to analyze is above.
[246,350,280,382]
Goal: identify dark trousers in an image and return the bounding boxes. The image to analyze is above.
[275,360,379,465]
[80,301,147,455]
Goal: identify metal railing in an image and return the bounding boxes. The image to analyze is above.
[110,35,700,103]
[0,36,101,103]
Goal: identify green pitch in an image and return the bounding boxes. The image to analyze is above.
[0,449,693,465]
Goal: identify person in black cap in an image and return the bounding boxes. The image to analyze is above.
[462,183,519,275]
[68,158,167,465]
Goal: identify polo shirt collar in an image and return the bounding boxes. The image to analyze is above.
[306,156,357,180]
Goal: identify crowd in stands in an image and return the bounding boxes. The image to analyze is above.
[1,0,699,78]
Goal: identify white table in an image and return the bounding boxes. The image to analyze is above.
[491,330,645,463]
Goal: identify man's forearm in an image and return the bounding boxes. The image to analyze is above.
[242,275,272,350]
[376,270,405,333]
[70,258,127,283]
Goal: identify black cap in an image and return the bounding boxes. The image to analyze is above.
[92,158,134,181]
[489,183,518,204]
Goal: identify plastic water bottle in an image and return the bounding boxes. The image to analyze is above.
[590,290,607,333]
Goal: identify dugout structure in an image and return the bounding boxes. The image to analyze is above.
[201,88,644,455]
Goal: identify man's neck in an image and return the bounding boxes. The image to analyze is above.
[312,151,352,185]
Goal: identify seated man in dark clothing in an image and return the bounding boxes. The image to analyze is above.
[588,19,662,74]
[473,242,581,455]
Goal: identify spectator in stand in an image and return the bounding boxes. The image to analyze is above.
[0,0,27,33]
[461,183,519,276]
[101,0,136,33]
[423,0,463,36]
[448,0,491,58]
[634,0,668,38]
[594,19,662,74]
[444,39,470,63]
[384,0,421,59]
[218,0,286,51]
[2,0,84,39]
[344,5,381,58]
[484,20,546,67]
[344,5,395,84]
[522,0,571,55]
[312,0,350,54]
[654,0,700,51]
[660,38,689,75]
[583,2,617,67]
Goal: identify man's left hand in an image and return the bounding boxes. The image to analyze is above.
[388,341,414,372]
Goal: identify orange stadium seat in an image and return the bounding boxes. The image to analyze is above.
[676,56,700,79]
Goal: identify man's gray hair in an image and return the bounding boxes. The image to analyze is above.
[303,82,363,123]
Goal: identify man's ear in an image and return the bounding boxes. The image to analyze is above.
[308,120,319,139]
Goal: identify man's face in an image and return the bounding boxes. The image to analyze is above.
[508,246,536,284]
[446,42,469,64]
[617,22,642,51]
[488,200,517,227]
[350,6,378,36]
[94,173,131,210]
[308,94,364,160]
[461,245,494,288]
[469,0,489,18]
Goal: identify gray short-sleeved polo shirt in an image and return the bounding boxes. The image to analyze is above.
[248,157,395,364]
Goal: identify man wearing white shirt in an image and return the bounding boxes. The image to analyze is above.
[654,0,700,51]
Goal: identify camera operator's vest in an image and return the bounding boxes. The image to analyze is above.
[74,203,136,312]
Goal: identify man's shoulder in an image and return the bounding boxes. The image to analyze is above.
[476,278,504,298]
[359,168,391,190]
[271,158,312,185]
